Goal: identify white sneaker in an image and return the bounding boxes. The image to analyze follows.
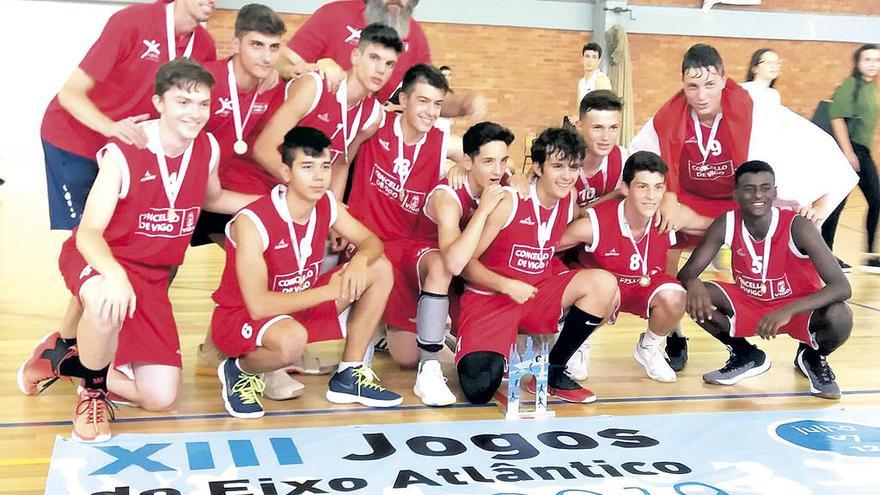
[413,360,456,406]
[262,369,305,400]
[633,333,677,383]
[566,340,591,381]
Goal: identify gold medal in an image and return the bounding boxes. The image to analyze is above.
[234,139,248,155]
[639,275,651,287]
[758,284,767,296]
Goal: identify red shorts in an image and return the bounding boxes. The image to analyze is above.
[708,281,818,349]
[617,273,685,320]
[454,270,578,362]
[678,190,737,220]
[58,240,179,368]
[211,268,343,357]
[382,238,438,332]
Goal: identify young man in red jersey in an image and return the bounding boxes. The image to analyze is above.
[20,60,257,442]
[560,151,711,383]
[395,122,512,406]
[212,127,402,418]
[455,127,619,405]
[678,161,852,399]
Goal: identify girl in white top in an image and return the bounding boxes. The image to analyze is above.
[742,48,782,106]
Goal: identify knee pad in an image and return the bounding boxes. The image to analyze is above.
[457,351,505,404]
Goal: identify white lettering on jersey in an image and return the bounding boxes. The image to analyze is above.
[509,244,554,275]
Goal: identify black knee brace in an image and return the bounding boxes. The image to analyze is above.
[456,351,505,404]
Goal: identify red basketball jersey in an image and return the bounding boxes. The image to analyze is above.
[473,188,576,289]
[348,112,447,241]
[678,113,738,200]
[578,200,676,286]
[296,73,383,167]
[724,208,822,301]
[575,146,626,208]
[213,185,338,308]
[411,178,480,244]
[63,120,217,267]
[41,1,216,159]
[204,59,287,195]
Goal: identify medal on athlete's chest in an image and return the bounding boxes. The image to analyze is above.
[639,275,651,287]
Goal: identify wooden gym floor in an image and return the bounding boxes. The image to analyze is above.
[1,159,879,494]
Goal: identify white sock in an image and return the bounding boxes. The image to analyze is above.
[641,329,664,347]
[338,361,363,373]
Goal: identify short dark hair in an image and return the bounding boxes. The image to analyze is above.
[622,151,668,185]
[359,23,403,53]
[745,48,778,88]
[400,64,449,95]
[734,160,775,186]
[852,43,879,79]
[281,127,332,165]
[682,43,725,77]
[439,65,452,72]
[530,127,586,167]
[582,42,602,58]
[579,89,623,120]
[463,122,515,158]
[234,4,286,38]
[154,59,214,96]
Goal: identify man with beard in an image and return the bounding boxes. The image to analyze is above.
[279,0,484,118]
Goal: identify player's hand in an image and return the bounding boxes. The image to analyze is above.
[501,279,538,304]
[654,193,680,233]
[508,173,532,199]
[328,228,350,253]
[339,256,369,303]
[755,308,792,339]
[316,58,345,93]
[446,164,467,189]
[685,279,716,324]
[459,94,487,120]
[91,269,137,327]
[845,149,860,171]
[476,184,505,214]
[108,114,150,148]
[796,206,822,225]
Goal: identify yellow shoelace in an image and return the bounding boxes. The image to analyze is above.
[352,367,386,392]
[232,372,266,406]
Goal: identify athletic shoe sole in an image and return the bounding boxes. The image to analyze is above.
[703,357,771,386]
[217,361,264,419]
[326,390,403,408]
[17,332,58,396]
[413,385,456,407]
[633,347,677,383]
[70,431,111,443]
[526,379,597,404]
[795,353,841,400]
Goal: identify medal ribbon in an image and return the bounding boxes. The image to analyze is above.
[529,183,560,249]
[393,114,424,192]
[151,126,194,216]
[226,60,260,150]
[619,201,651,280]
[741,208,779,294]
[690,110,722,166]
[337,78,365,164]
[275,186,317,273]
[166,2,195,61]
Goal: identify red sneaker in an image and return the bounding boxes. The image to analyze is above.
[527,368,597,404]
[17,331,76,395]
[71,388,115,443]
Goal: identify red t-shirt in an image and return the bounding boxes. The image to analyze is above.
[287,0,431,102]
[213,185,338,308]
[41,1,216,159]
[204,59,286,195]
[348,112,447,241]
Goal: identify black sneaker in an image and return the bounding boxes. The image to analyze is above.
[837,258,853,273]
[794,347,841,399]
[703,346,771,385]
[861,257,880,274]
[665,333,688,372]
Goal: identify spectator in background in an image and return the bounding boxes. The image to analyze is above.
[577,42,612,106]
[439,65,453,82]
[742,48,782,106]
[822,44,880,273]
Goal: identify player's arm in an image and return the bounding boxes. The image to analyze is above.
[440,93,487,120]
[445,134,465,168]
[75,148,135,325]
[331,117,381,200]
[434,184,505,275]
[676,203,713,236]
[328,197,385,302]
[253,76,320,183]
[57,69,149,148]
[677,215,727,323]
[755,216,852,339]
[203,151,261,214]
[559,216,595,251]
[233,215,336,320]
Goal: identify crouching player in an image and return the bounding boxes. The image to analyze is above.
[560,151,711,383]
[678,161,852,399]
[456,127,619,404]
[211,127,402,418]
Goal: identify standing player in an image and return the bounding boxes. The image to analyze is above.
[577,42,612,105]
[20,60,257,442]
[678,161,852,399]
[455,127,619,405]
[254,24,402,201]
[560,151,711,383]
[573,90,627,211]
[395,122,513,406]
[212,127,402,418]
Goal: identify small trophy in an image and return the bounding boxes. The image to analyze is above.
[501,336,555,419]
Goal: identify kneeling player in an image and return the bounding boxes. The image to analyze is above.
[212,127,401,418]
[560,151,711,382]
[678,161,852,399]
[456,127,619,404]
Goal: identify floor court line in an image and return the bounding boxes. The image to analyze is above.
[5,389,879,430]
